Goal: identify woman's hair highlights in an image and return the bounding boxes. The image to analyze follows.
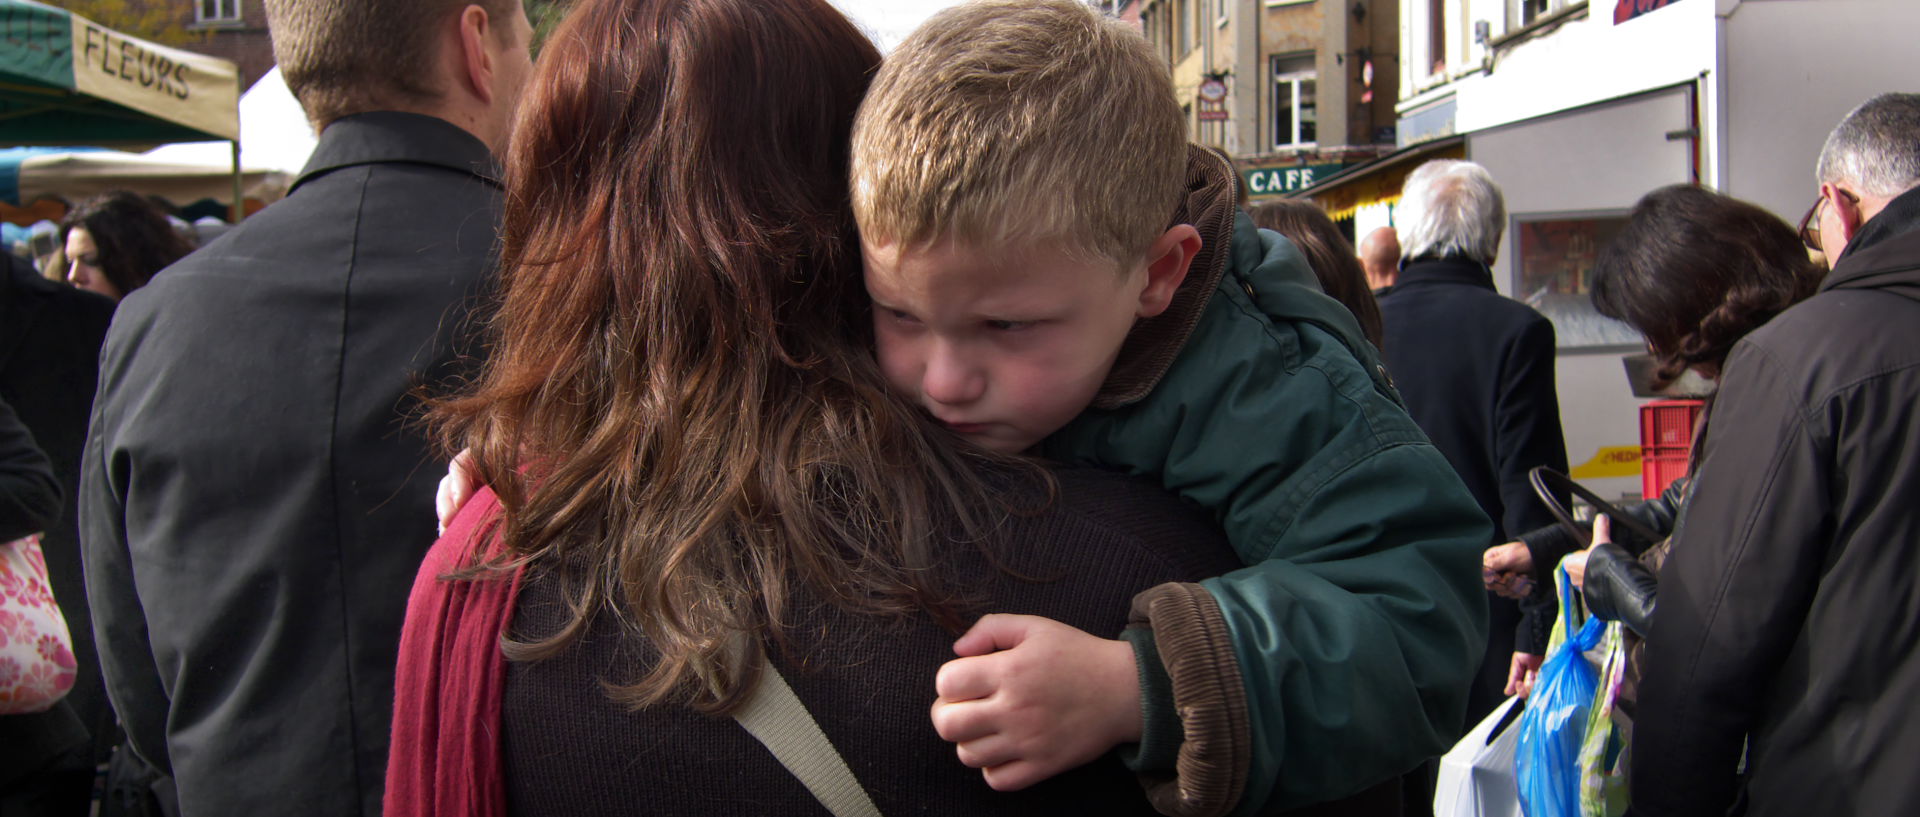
[430,0,1032,716]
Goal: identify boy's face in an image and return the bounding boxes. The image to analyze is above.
[863,239,1157,454]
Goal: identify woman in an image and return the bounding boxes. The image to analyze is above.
[383,1,1245,815]
[1248,199,1386,350]
[1482,184,1823,696]
[59,191,194,300]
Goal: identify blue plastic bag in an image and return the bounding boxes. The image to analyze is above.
[1515,566,1604,817]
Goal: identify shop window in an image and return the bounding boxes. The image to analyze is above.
[197,0,241,25]
[1427,0,1447,74]
[1271,54,1316,149]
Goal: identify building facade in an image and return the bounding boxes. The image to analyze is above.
[1119,0,1401,205]
[1303,0,1920,498]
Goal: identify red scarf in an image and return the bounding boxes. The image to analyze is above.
[384,489,521,817]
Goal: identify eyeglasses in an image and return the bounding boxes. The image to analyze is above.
[1798,188,1858,253]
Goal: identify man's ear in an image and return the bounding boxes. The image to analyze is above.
[1826,182,1868,244]
[455,4,497,105]
[1135,224,1202,318]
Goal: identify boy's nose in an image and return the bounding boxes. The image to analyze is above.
[922,346,985,407]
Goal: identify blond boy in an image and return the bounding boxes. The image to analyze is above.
[852,1,1491,813]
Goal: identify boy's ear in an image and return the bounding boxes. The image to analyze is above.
[1135,224,1202,318]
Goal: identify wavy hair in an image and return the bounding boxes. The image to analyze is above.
[429,0,1032,715]
[1591,184,1822,384]
[59,190,194,296]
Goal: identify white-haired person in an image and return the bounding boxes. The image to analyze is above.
[1375,159,1570,729]
[1627,93,1920,817]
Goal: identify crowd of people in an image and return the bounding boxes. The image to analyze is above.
[2,0,1916,816]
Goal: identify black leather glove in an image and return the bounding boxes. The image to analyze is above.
[1582,542,1658,638]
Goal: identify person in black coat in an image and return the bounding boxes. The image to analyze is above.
[1376,159,1569,726]
[0,254,115,815]
[1629,92,1920,817]
[78,1,534,814]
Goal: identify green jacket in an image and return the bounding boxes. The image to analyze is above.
[1039,149,1491,815]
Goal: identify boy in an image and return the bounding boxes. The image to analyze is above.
[852,2,1491,814]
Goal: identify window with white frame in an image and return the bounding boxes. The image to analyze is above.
[1507,0,1575,29]
[197,0,241,25]
[1176,0,1192,56]
[1271,54,1316,149]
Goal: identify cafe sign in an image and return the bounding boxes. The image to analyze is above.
[1240,163,1346,197]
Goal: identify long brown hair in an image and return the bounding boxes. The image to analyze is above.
[431,0,1027,715]
[1248,199,1387,350]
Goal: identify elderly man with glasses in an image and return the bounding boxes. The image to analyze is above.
[1628,92,1920,817]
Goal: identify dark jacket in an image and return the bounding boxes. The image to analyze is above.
[0,255,114,798]
[1039,149,1491,814]
[0,394,59,541]
[80,112,500,817]
[489,469,1245,817]
[1630,185,1920,817]
[1376,256,1567,718]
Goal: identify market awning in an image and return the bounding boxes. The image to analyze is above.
[1,146,286,210]
[1,0,240,146]
[1295,136,1466,221]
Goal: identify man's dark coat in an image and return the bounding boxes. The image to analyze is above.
[1630,186,1920,817]
[0,256,115,806]
[1377,256,1568,720]
[81,112,500,817]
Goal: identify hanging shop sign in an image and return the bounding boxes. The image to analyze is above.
[1240,162,1346,197]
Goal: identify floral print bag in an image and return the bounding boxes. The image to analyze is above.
[1,533,78,714]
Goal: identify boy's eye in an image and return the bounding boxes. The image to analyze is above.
[985,319,1032,331]
[882,308,923,326]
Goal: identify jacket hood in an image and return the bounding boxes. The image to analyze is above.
[1824,184,1920,302]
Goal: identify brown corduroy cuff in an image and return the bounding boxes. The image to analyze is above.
[1129,582,1251,817]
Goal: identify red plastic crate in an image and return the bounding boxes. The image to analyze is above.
[1640,399,1704,498]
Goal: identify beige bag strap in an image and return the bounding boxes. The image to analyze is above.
[732,664,884,817]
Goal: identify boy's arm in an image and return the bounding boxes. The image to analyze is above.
[1042,266,1491,814]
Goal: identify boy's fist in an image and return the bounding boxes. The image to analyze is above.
[930,614,1141,791]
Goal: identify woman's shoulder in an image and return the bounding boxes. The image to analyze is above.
[1014,466,1241,578]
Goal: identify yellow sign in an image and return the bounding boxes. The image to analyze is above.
[70,17,239,140]
[1569,446,1642,480]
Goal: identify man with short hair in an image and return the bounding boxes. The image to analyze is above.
[1628,92,1920,817]
[1359,225,1400,294]
[1376,159,1568,725]
[79,1,532,814]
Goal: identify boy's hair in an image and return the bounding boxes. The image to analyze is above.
[265,0,519,130]
[851,0,1187,268]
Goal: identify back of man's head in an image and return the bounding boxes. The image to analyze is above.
[1817,92,1920,198]
[266,0,520,131]
[851,0,1187,268]
[1396,160,1505,265]
[1359,226,1400,287]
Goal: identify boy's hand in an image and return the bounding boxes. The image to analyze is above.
[930,614,1141,792]
[435,449,478,534]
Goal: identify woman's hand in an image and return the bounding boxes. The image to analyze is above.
[930,614,1141,792]
[1483,540,1534,598]
[1505,652,1544,697]
[1561,516,1611,592]
[435,449,478,534]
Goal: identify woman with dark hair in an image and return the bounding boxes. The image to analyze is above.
[1483,183,1823,697]
[59,191,194,300]
[1248,199,1386,349]
[382,1,1245,815]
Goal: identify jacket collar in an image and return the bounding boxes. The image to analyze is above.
[1092,144,1238,409]
[1394,255,1497,291]
[291,111,502,195]
[1822,184,1920,301]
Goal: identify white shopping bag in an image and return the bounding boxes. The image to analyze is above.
[1434,696,1523,817]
